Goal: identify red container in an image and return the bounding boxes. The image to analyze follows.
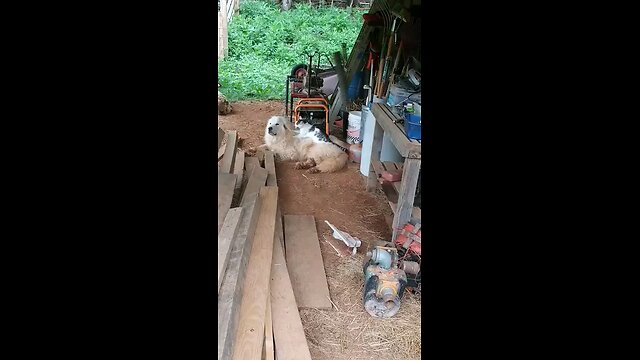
[349,144,362,163]
[382,170,402,182]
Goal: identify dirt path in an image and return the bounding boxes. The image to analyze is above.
[219,101,421,360]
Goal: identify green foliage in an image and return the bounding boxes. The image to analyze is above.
[218,0,365,101]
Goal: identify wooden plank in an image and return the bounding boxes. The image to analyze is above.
[241,166,268,206]
[257,150,265,166]
[371,103,421,158]
[218,207,243,293]
[220,130,238,173]
[263,298,275,360]
[239,156,260,204]
[366,118,384,191]
[383,161,398,171]
[218,143,226,161]
[275,206,284,251]
[266,156,284,254]
[232,187,279,360]
[284,215,331,309]
[245,156,260,173]
[390,177,402,194]
[270,238,312,360]
[234,149,245,192]
[218,189,264,360]
[392,158,422,241]
[218,172,237,235]
[218,128,225,149]
[264,151,277,186]
[372,160,385,179]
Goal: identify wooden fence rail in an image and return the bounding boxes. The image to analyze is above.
[218,0,239,60]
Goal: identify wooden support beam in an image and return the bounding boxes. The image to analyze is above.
[218,207,243,293]
[392,158,421,241]
[232,187,278,360]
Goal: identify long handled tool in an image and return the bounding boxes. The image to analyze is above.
[378,18,396,97]
[382,40,403,98]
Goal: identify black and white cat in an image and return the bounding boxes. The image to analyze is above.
[294,120,348,151]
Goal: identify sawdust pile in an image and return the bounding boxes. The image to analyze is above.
[300,255,422,360]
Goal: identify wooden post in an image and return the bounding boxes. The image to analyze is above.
[392,158,421,241]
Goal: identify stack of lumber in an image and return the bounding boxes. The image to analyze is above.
[218,128,332,360]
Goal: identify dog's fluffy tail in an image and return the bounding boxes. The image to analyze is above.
[315,152,348,173]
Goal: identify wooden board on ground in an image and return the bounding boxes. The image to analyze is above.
[218,207,243,293]
[264,151,277,186]
[257,149,265,166]
[218,128,225,150]
[218,172,237,235]
[218,190,264,360]
[245,156,260,174]
[233,149,245,191]
[270,238,312,360]
[284,215,332,309]
[220,130,238,173]
[241,166,268,206]
[275,206,284,251]
[263,298,275,360]
[218,143,227,161]
[232,186,278,360]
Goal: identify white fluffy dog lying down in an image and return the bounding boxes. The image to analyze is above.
[247,116,348,173]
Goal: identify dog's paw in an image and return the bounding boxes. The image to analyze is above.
[307,167,320,174]
[294,162,305,170]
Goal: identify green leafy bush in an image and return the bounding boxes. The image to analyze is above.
[218,0,365,101]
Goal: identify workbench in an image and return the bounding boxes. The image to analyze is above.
[366,103,421,241]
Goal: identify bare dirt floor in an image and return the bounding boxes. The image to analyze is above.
[219,101,421,360]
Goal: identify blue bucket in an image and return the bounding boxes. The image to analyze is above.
[404,114,421,140]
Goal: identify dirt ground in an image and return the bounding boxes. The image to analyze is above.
[219,101,421,360]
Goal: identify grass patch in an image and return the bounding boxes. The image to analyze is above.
[218,0,365,101]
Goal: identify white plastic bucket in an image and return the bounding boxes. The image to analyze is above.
[347,111,362,131]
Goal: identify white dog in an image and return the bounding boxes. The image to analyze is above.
[247,116,348,173]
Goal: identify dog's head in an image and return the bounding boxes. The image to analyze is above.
[265,116,292,137]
